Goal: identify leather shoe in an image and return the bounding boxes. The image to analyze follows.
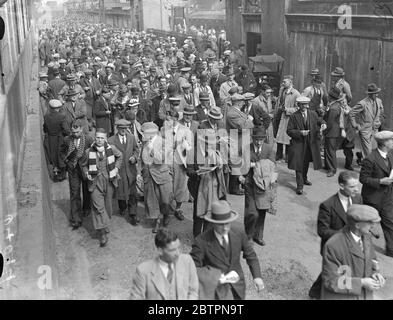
[100,232,108,247]
[253,238,266,246]
[304,180,312,186]
[72,221,82,230]
[152,219,160,233]
[163,215,170,227]
[129,215,140,226]
[174,210,185,221]
[326,171,335,177]
[345,165,354,171]
[296,188,303,195]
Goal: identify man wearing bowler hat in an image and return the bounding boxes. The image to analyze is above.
[350,83,385,158]
[108,119,140,225]
[360,130,393,257]
[190,200,265,300]
[321,204,385,300]
[287,96,327,194]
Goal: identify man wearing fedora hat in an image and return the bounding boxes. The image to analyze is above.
[287,96,327,194]
[360,130,393,257]
[350,83,385,158]
[190,200,264,300]
[48,69,66,100]
[240,127,276,246]
[323,87,354,177]
[179,82,195,109]
[62,88,89,134]
[330,67,352,104]
[58,73,86,103]
[198,106,225,131]
[179,105,199,134]
[321,204,385,300]
[194,73,216,108]
[79,68,102,124]
[108,119,140,225]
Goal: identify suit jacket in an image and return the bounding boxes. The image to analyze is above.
[360,149,393,212]
[179,118,199,135]
[194,104,209,123]
[350,97,384,132]
[48,78,66,99]
[79,77,102,106]
[323,100,342,138]
[321,226,377,300]
[130,254,199,300]
[226,107,254,130]
[108,133,139,193]
[317,193,362,254]
[62,100,89,133]
[60,133,94,170]
[190,227,262,300]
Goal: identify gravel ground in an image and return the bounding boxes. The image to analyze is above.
[50,159,393,300]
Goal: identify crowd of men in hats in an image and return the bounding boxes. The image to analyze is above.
[37,16,392,300]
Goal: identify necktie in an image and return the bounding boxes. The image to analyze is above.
[347,197,352,212]
[222,235,229,256]
[358,239,363,252]
[167,263,173,283]
[75,139,79,148]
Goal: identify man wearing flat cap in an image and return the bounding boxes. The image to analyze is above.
[108,119,140,225]
[350,83,385,158]
[321,204,385,300]
[140,122,174,233]
[360,130,393,257]
[287,96,327,194]
[190,200,265,300]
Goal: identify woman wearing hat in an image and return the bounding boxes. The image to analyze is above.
[349,83,385,158]
[43,99,70,182]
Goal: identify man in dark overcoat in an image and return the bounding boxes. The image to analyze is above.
[43,99,70,181]
[190,200,265,300]
[308,171,362,299]
[287,96,326,194]
[321,204,385,300]
[360,130,393,257]
[108,119,140,225]
[61,120,93,229]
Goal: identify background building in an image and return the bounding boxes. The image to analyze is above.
[226,0,393,128]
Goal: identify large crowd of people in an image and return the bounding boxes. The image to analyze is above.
[38,16,392,300]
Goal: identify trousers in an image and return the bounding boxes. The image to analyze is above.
[68,165,90,224]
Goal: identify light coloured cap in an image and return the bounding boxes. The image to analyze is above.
[59,59,67,64]
[374,130,393,142]
[106,63,115,69]
[231,93,245,102]
[243,92,255,100]
[347,204,381,223]
[115,119,131,128]
[49,99,62,108]
[141,122,159,135]
[296,96,311,104]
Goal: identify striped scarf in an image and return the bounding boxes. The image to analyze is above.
[67,134,86,168]
[88,142,117,180]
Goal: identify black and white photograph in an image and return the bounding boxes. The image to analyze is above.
[0,0,393,303]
